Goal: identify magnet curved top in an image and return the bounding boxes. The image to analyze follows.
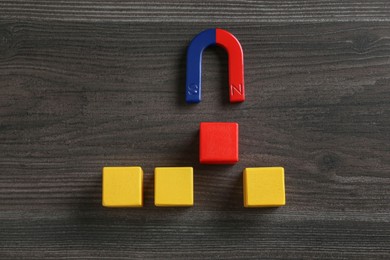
[185,28,245,103]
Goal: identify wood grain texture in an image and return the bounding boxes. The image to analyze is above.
[1,0,390,22]
[0,1,390,259]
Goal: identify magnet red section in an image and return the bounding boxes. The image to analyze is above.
[216,29,245,103]
[200,122,239,164]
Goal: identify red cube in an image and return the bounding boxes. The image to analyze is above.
[199,122,239,164]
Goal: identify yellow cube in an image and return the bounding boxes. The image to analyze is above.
[102,167,143,207]
[154,167,193,207]
[243,167,285,207]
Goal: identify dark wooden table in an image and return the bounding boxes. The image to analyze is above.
[1,1,389,259]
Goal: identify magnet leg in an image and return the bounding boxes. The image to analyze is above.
[186,29,216,103]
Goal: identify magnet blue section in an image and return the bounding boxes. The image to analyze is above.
[186,29,216,103]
